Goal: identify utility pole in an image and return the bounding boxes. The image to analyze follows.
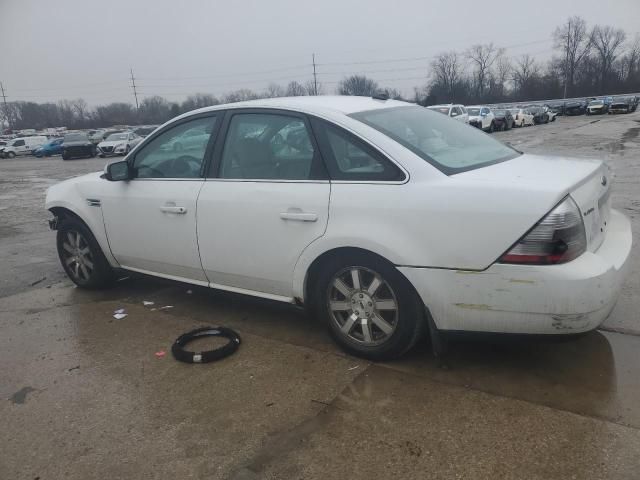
[0,81,9,130]
[312,53,318,96]
[130,67,139,110]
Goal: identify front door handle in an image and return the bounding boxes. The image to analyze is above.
[280,211,318,222]
[160,206,187,214]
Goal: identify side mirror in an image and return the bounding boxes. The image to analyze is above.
[105,160,130,181]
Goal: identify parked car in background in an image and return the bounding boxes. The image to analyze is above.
[62,132,96,160]
[565,101,587,116]
[0,135,48,158]
[491,109,515,131]
[88,130,107,144]
[34,138,64,157]
[526,105,550,124]
[467,106,496,132]
[97,132,142,157]
[45,95,631,360]
[133,125,160,138]
[587,99,609,115]
[609,96,634,114]
[508,108,534,127]
[426,104,469,123]
[548,103,565,116]
[542,106,558,122]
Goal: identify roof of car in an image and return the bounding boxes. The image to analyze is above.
[186,95,411,117]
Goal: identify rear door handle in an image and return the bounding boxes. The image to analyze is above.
[160,206,187,214]
[280,211,318,222]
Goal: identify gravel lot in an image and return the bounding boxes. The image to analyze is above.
[1,112,640,479]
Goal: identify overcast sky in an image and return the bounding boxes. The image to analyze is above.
[1,0,638,105]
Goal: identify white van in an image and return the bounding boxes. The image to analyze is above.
[1,136,48,158]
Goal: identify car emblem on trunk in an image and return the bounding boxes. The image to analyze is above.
[601,176,608,187]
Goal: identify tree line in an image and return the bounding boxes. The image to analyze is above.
[2,16,639,131]
[418,17,639,106]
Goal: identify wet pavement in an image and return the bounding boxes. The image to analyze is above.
[1,112,640,479]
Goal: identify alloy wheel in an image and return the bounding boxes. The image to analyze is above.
[327,266,398,346]
[60,230,95,282]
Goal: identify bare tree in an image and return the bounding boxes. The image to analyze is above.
[304,79,324,96]
[337,75,379,96]
[72,98,89,124]
[223,89,258,103]
[181,93,219,112]
[490,54,512,98]
[553,16,591,97]
[466,43,502,98]
[512,54,539,92]
[264,83,285,98]
[620,34,640,84]
[430,51,463,100]
[590,25,626,92]
[57,100,76,127]
[380,87,404,100]
[285,81,306,96]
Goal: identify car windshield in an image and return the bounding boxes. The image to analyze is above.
[64,133,87,142]
[493,109,506,115]
[466,107,481,116]
[350,106,519,174]
[590,100,603,105]
[106,133,128,141]
[427,107,450,115]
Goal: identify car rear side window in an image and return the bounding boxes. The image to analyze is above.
[350,106,519,175]
[310,118,404,182]
[132,115,217,179]
[219,113,323,180]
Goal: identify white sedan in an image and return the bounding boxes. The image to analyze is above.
[509,108,535,127]
[97,132,142,157]
[45,96,632,359]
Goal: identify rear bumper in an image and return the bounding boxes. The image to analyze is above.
[399,209,632,334]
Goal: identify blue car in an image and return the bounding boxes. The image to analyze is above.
[34,138,64,157]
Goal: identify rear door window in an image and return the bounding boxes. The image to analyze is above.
[218,113,324,180]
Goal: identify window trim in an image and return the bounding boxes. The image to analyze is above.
[309,116,407,184]
[207,108,328,182]
[127,112,221,181]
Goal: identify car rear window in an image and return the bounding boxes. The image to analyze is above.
[350,106,520,175]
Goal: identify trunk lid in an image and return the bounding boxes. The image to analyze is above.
[454,154,611,252]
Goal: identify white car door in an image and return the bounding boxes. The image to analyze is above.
[100,114,220,283]
[197,110,330,298]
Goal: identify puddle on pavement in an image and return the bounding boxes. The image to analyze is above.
[384,330,640,429]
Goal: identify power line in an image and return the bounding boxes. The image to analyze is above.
[136,63,312,82]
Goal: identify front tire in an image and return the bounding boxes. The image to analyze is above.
[313,253,425,360]
[56,217,114,289]
[7,151,15,159]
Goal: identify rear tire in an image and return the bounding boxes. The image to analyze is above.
[56,217,115,289]
[312,252,425,360]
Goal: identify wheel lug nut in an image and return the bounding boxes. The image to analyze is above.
[359,293,363,298]
[368,302,372,306]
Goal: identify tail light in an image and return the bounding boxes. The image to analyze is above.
[499,197,586,265]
